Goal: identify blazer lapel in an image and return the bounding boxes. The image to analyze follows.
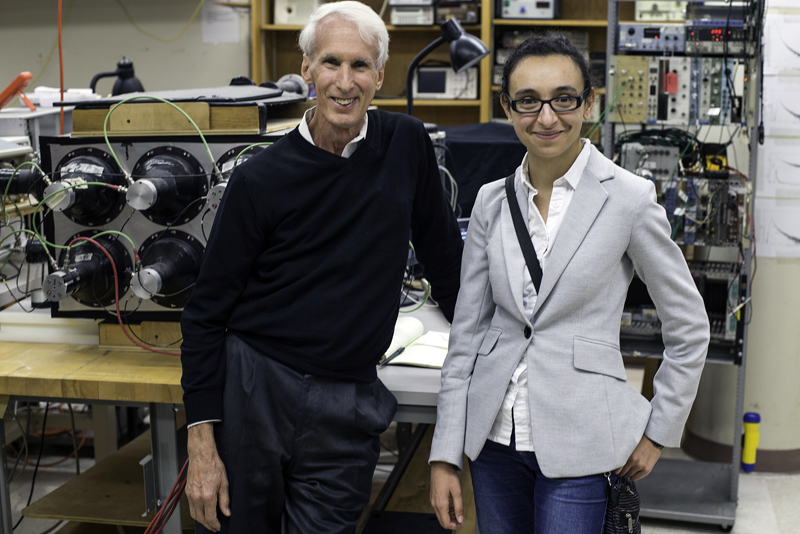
[499,172,528,321]
[533,152,612,314]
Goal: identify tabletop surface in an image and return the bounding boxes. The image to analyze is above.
[0,341,183,404]
[0,306,450,406]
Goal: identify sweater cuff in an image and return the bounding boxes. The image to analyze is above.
[183,391,224,426]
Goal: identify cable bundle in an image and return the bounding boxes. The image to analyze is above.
[144,459,189,534]
[614,128,703,172]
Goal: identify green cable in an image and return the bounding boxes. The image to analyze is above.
[234,143,272,166]
[103,95,222,182]
[400,278,432,314]
[585,81,629,140]
[30,182,123,250]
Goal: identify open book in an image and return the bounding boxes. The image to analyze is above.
[380,317,450,369]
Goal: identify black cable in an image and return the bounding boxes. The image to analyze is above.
[7,408,28,482]
[121,298,183,348]
[67,404,80,476]
[2,279,35,313]
[200,208,212,242]
[13,402,49,531]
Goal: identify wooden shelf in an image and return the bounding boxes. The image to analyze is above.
[493,18,608,27]
[261,23,482,32]
[251,0,620,125]
[23,431,193,529]
[372,99,481,107]
[260,24,302,31]
[217,1,250,7]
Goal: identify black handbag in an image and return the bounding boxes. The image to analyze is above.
[604,474,641,534]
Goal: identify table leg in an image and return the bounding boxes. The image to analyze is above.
[150,403,182,534]
[0,395,12,534]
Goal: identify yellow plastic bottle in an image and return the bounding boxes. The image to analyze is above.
[742,412,761,473]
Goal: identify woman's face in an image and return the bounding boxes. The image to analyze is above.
[502,54,594,163]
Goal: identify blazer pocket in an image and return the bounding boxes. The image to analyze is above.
[573,336,627,381]
[477,328,502,356]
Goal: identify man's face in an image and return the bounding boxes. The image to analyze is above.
[301,18,385,138]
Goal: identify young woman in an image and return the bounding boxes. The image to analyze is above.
[429,34,710,533]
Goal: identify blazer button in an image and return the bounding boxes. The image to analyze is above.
[523,326,531,339]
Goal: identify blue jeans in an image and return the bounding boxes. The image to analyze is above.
[468,435,610,534]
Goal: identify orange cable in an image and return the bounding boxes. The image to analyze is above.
[58,0,64,134]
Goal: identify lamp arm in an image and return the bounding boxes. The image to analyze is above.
[406,36,446,116]
[90,70,122,93]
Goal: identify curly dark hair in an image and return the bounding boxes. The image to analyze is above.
[501,32,593,103]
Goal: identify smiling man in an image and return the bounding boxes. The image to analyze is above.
[179,2,464,533]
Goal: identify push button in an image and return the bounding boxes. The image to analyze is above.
[523,326,531,339]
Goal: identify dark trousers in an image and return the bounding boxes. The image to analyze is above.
[197,334,398,534]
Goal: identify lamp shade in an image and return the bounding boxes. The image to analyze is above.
[449,33,490,73]
[405,18,490,116]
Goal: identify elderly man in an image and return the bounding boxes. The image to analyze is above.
[179,1,463,532]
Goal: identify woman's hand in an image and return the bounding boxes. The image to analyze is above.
[430,461,467,530]
[615,435,662,481]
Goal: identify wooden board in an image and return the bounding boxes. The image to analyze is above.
[109,103,210,133]
[23,431,193,529]
[0,341,183,404]
[99,322,182,351]
[72,103,264,137]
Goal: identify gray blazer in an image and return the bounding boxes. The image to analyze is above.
[430,145,710,478]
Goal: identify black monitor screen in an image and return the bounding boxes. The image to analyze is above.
[418,70,447,94]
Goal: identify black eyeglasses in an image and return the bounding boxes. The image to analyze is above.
[505,87,591,114]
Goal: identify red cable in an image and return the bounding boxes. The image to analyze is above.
[58,0,64,135]
[145,459,189,534]
[67,237,180,356]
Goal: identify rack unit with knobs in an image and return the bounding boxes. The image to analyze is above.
[604,1,763,530]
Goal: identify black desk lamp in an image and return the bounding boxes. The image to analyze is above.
[90,58,145,96]
[406,19,490,116]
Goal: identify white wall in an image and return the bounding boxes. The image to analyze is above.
[0,0,252,99]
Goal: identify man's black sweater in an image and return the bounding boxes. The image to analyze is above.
[180,110,463,425]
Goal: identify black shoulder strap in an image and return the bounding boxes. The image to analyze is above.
[505,174,543,294]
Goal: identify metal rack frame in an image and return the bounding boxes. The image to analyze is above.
[605,0,763,529]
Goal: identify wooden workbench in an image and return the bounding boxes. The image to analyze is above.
[0,340,185,534]
[0,341,183,404]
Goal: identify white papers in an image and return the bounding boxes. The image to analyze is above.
[757,138,800,198]
[388,331,450,369]
[764,15,800,75]
[754,198,800,258]
[384,317,424,357]
[201,3,240,44]
[762,76,800,137]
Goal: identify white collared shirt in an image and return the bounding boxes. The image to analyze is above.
[487,139,592,451]
[297,106,368,158]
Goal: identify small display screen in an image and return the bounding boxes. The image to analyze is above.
[418,70,447,94]
[536,2,550,8]
[644,28,660,39]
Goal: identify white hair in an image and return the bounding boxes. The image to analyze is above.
[298,1,389,69]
